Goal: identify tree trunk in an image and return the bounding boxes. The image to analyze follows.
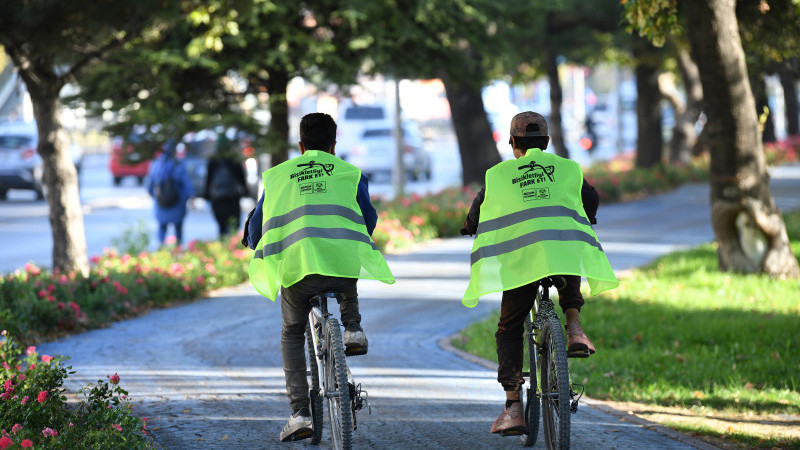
[779,64,799,136]
[668,46,704,164]
[752,73,776,143]
[633,35,663,168]
[22,73,89,275]
[686,0,800,278]
[266,68,290,167]
[442,73,501,187]
[544,47,568,158]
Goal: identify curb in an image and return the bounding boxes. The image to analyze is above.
[437,333,721,450]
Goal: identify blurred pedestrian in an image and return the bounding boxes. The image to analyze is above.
[146,139,194,246]
[205,134,247,238]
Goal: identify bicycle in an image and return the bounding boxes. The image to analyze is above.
[305,291,370,450]
[518,276,585,450]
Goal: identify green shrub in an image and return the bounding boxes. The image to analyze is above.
[1,331,154,448]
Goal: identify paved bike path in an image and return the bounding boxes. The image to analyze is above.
[39,165,800,449]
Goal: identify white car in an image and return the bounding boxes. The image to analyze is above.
[346,121,432,181]
[0,121,83,199]
[336,103,391,161]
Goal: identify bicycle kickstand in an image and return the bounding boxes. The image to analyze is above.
[569,383,585,413]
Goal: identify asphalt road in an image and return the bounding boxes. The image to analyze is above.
[37,163,800,449]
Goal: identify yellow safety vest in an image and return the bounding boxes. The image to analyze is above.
[249,150,395,301]
[463,148,618,307]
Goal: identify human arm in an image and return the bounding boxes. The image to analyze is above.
[581,179,599,225]
[356,174,378,236]
[463,186,486,236]
[245,191,264,249]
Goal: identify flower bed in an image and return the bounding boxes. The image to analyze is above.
[1,331,154,448]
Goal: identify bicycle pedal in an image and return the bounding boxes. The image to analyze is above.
[286,428,312,441]
[500,429,525,437]
[567,350,591,358]
[345,345,367,356]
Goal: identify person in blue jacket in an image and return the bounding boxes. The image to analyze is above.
[146,139,195,246]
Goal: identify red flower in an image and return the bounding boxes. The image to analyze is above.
[21,396,28,405]
[0,436,12,449]
[109,373,120,385]
[41,355,53,363]
[21,439,33,448]
[37,390,49,403]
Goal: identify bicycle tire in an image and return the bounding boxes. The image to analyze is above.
[324,318,353,450]
[539,316,571,450]
[306,322,323,444]
[521,316,540,447]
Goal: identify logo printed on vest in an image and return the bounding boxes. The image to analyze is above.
[522,187,550,202]
[512,161,555,188]
[290,160,335,182]
[300,181,327,195]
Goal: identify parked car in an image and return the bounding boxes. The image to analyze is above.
[346,121,432,181]
[0,121,84,199]
[336,103,391,161]
[109,134,152,186]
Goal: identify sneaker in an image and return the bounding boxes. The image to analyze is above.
[343,322,368,356]
[279,407,312,442]
[490,401,525,435]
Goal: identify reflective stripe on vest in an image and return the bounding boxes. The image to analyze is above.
[248,150,394,301]
[255,225,379,258]
[463,148,618,306]
[471,227,602,265]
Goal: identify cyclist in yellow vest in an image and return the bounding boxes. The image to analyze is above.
[462,111,618,434]
[243,113,395,442]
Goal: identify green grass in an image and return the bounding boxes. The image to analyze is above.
[455,210,800,416]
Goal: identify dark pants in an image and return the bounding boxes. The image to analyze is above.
[210,198,241,238]
[280,274,360,412]
[158,222,183,245]
[496,275,584,391]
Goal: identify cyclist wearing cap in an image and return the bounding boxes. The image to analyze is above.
[461,111,618,435]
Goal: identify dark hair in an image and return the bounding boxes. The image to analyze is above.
[300,113,337,152]
[512,136,549,152]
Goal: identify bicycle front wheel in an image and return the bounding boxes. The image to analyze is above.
[539,316,571,450]
[306,322,323,444]
[324,318,353,450]
[521,316,540,447]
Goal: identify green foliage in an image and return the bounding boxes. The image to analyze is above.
[621,0,680,46]
[110,220,151,256]
[1,332,155,448]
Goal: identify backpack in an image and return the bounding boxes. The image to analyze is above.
[154,163,180,207]
[209,162,242,200]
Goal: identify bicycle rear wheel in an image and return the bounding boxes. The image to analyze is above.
[324,318,353,450]
[521,316,540,447]
[306,322,323,444]
[539,316,571,450]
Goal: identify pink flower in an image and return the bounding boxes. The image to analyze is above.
[90,255,101,264]
[26,346,36,356]
[109,373,120,385]
[196,275,204,284]
[21,396,28,405]
[42,427,58,437]
[11,424,21,434]
[3,379,13,392]
[24,263,41,276]
[1,363,8,370]
[16,374,24,382]
[112,424,122,432]
[21,439,33,448]
[204,263,217,275]
[41,355,53,363]
[0,436,12,449]
[184,285,191,292]
[38,289,47,298]
[37,390,49,403]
